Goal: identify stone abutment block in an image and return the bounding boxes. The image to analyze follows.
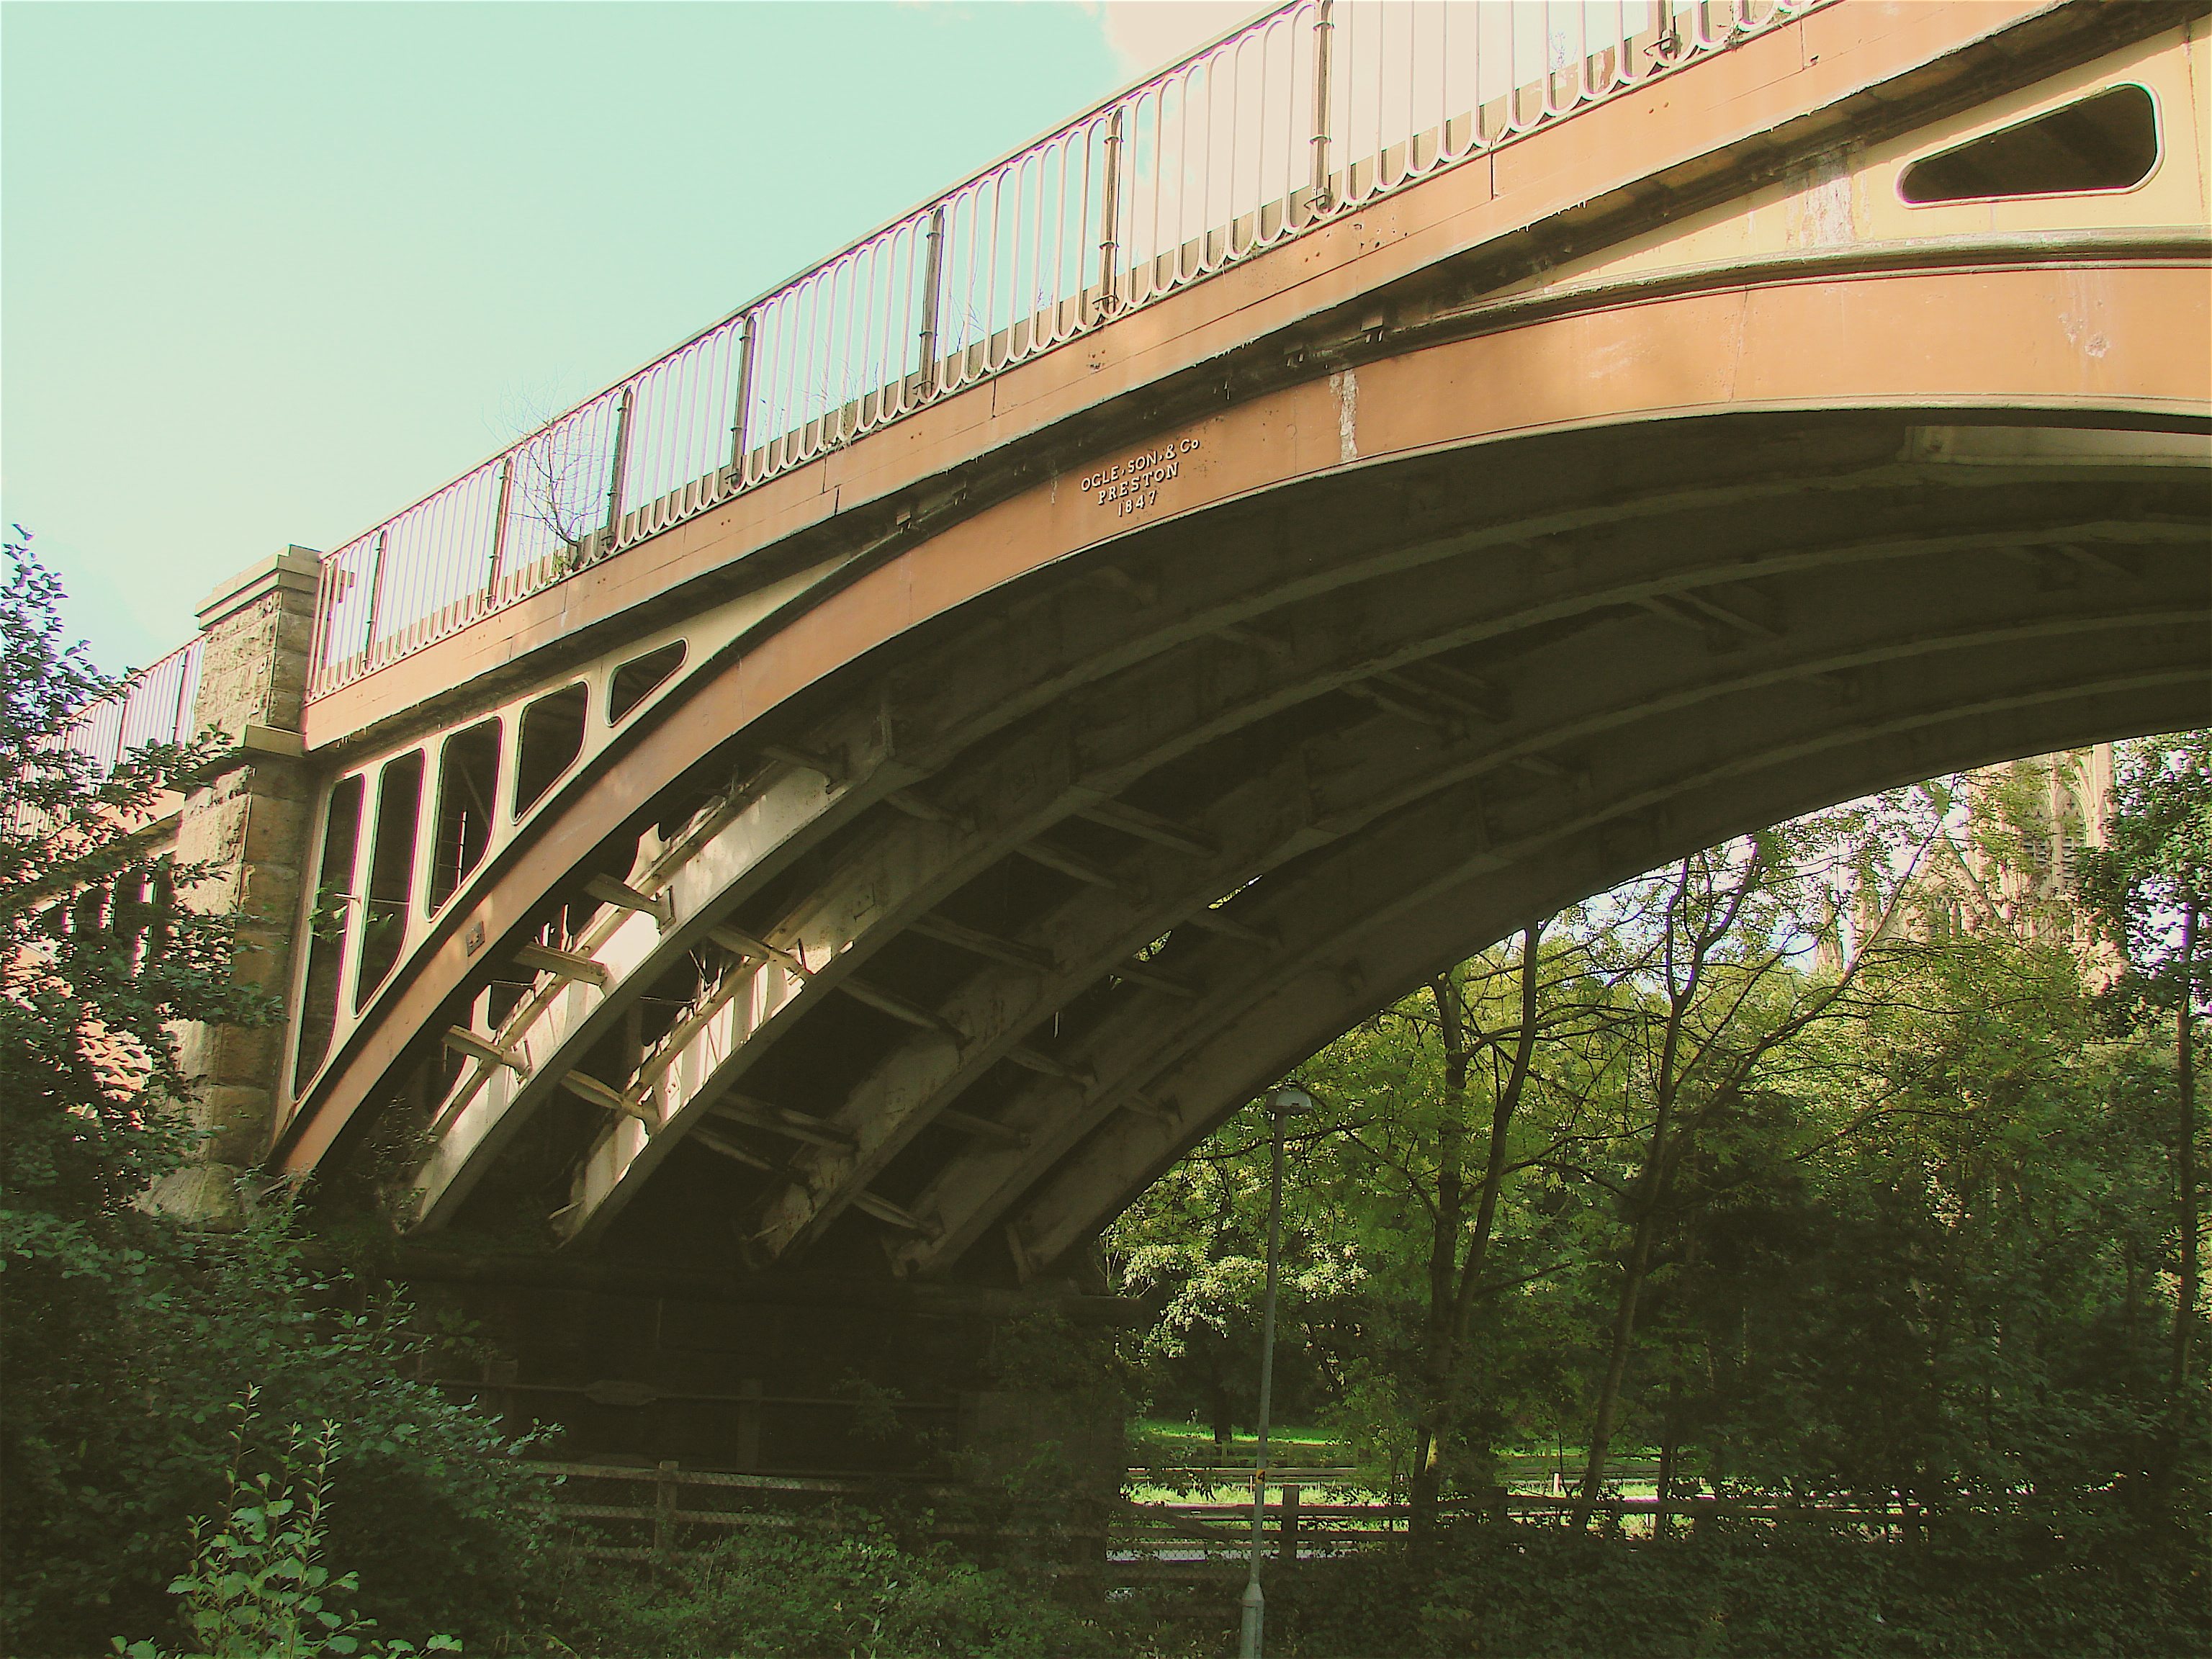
[151,547,322,1224]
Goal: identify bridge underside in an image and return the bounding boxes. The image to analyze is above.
[301,400,2206,1290]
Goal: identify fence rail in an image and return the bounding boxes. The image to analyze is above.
[51,637,205,777]
[298,0,1828,703]
[526,1459,1108,1565]
[524,1457,1902,1575]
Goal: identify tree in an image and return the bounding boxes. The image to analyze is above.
[0,533,541,1656]
[2081,734,2211,1396]
[1294,922,1642,1533]
[1563,823,1928,1524]
[0,531,272,1214]
[1113,1153,1349,1457]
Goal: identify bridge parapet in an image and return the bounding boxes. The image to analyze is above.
[300,0,1835,706]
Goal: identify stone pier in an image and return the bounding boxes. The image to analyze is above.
[150,548,322,1223]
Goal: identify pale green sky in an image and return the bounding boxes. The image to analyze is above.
[4,1,1239,673]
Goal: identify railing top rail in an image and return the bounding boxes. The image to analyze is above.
[521,1458,963,1494]
[315,1,1303,555]
[52,633,206,771]
[280,0,1833,703]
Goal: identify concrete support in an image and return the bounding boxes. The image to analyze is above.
[149,547,322,1224]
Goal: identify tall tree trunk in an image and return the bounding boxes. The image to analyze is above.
[1411,925,1546,1537]
[1655,1375,1683,1539]
[1573,1204,1664,1527]
[1653,1226,1701,1538]
[2174,902,2198,1395]
[1571,853,1763,1528]
[1410,973,1470,1538]
[1575,1029,1683,1525]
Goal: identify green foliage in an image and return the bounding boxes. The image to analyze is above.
[0,531,276,1215]
[1,1196,547,1655]
[1652,935,2203,1529]
[0,534,546,1658]
[1110,770,2209,1573]
[1272,1521,2211,1658]
[1115,806,1941,1507]
[2080,732,2211,1010]
[534,1519,1185,1659]
[2074,731,2208,1428]
[1113,1144,1355,1449]
[112,1393,461,1659]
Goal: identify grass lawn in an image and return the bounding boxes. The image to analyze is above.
[1129,1417,1347,1467]
[1126,1419,1667,1502]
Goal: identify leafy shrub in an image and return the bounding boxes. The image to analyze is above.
[0,1200,544,1656]
[0,538,541,1655]
[1272,1520,2212,1658]
[537,1516,1148,1659]
[112,1394,460,1659]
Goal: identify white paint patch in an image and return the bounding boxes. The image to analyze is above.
[1785,148,1858,248]
[1329,369,1358,465]
[2058,312,2109,357]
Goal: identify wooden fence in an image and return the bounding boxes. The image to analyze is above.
[524,1457,1897,1583]
[524,1460,1109,1570]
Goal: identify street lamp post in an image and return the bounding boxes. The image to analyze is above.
[1240,1081,1313,1659]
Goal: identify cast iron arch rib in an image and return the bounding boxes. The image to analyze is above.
[387,412,2211,1269]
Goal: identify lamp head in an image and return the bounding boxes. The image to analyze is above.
[1262,1082,1315,1116]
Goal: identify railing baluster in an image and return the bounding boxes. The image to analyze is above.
[361,529,390,664]
[1310,0,1335,212]
[602,387,636,550]
[1097,107,1124,320]
[485,457,514,600]
[728,309,756,478]
[917,205,945,398]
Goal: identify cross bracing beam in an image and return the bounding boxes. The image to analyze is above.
[914,643,2209,1276]
[553,699,1290,1244]
[608,513,2198,1259]
[410,742,898,1224]
[512,943,611,989]
[534,457,2152,1246]
[559,1071,652,1123]
[442,1026,528,1076]
[709,1097,855,1148]
[739,747,1317,1260]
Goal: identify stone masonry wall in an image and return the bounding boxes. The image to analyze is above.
[151,548,321,1223]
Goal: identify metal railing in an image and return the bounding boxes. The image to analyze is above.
[55,637,205,775]
[292,0,1828,702]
